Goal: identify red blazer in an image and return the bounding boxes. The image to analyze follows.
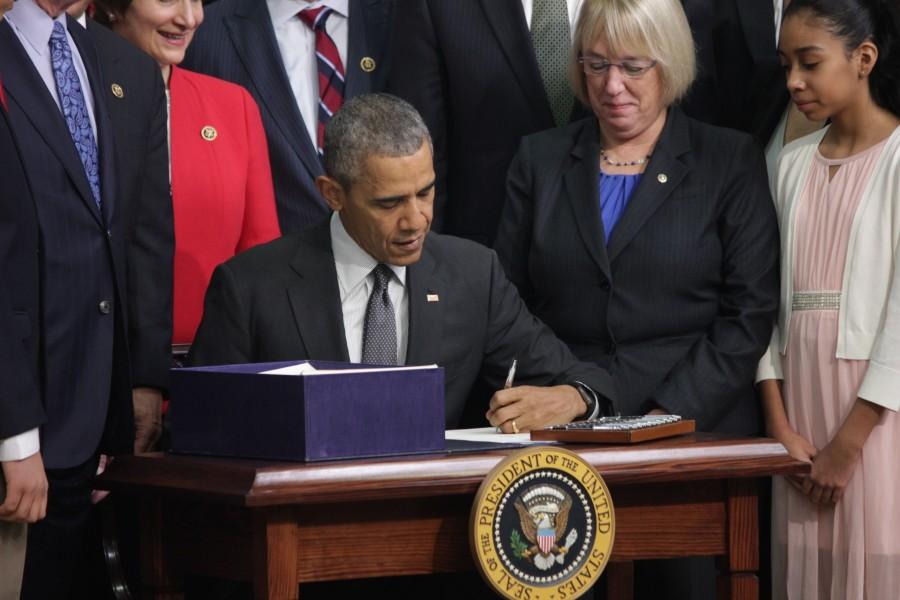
[169,66,280,344]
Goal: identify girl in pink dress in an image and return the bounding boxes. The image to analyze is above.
[758,1,900,598]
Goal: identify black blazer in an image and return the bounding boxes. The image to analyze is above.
[387,0,589,246]
[0,98,44,443]
[0,18,134,467]
[88,22,173,392]
[494,108,779,434]
[680,0,788,147]
[182,0,396,234]
[189,222,615,427]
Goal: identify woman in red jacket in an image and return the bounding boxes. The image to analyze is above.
[95,0,281,347]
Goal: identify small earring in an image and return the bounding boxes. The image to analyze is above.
[108,12,116,22]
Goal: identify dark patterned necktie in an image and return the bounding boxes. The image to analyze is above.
[531,0,575,127]
[298,6,345,158]
[361,264,397,365]
[49,21,101,208]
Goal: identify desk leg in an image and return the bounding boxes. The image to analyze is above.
[716,479,759,600]
[252,508,299,600]
[606,560,634,600]
[139,498,184,600]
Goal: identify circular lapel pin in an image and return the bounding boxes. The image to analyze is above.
[111,84,124,98]
[201,126,218,142]
[657,173,668,183]
[360,57,376,73]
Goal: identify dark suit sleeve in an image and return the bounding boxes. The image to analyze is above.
[648,137,779,422]
[494,138,536,298]
[126,65,173,390]
[0,113,45,440]
[188,263,253,367]
[480,249,616,407]
[386,0,450,231]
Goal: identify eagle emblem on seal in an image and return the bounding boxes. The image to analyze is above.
[512,484,580,571]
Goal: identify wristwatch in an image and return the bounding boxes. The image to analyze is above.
[572,381,598,419]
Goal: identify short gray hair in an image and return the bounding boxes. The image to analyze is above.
[323,93,433,188]
[570,0,697,107]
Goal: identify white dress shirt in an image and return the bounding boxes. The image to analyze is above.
[330,213,409,364]
[0,0,101,462]
[520,0,584,32]
[268,0,349,148]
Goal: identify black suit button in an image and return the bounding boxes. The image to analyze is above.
[600,279,611,291]
[98,300,112,315]
[607,342,617,355]
[106,230,112,239]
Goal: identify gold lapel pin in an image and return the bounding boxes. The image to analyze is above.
[111,83,124,98]
[360,57,376,73]
[201,126,218,142]
[657,173,668,183]
[426,293,440,303]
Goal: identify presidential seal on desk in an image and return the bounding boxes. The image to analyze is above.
[470,447,615,599]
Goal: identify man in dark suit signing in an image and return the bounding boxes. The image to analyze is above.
[191,93,614,431]
[182,0,395,234]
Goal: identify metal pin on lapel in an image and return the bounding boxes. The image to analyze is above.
[201,126,218,142]
[111,84,124,98]
[426,293,440,302]
[360,57,376,72]
[657,173,668,183]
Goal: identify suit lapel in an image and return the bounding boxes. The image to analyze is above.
[286,224,351,362]
[70,18,115,227]
[0,22,102,226]
[606,109,691,263]
[479,0,554,125]
[344,0,382,99]
[227,0,323,180]
[405,243,444,366]
[563,120,611,280]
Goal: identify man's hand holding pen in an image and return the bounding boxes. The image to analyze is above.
[487,359,589,433]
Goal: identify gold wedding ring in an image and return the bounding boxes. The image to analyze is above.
[511,420,519,434]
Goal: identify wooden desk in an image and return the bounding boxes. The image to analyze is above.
[96,433,806,600]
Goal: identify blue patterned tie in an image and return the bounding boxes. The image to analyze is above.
[49,21,101,208]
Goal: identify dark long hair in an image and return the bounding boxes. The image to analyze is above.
[785,0,900,117]
[91,0,132,27]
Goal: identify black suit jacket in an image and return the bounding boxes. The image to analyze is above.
[680,0,788,146]
[387,0,589,246]
[189,222,615,427]
[182,0,395,234]
[88,22,172,392]
[494,109,779,434]
[0,18,133,467]
[0,97,44,444]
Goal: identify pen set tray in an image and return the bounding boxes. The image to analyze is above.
[530,415,695,444]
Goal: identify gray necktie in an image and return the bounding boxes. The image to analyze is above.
[361,264,397,365]
[531,0,575,126]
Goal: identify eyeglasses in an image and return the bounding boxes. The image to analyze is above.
[577,55,658,78]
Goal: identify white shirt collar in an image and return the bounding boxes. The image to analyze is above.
[267,0,349,26]
[330,212,406,297]
[6,0,67,58]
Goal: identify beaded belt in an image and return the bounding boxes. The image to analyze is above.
[792,291,841,311]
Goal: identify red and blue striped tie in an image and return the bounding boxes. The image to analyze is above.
[298,6,345,158]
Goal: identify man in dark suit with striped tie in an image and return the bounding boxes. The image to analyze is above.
[183,0,396,233]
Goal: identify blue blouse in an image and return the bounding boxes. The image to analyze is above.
[598,172,642,245]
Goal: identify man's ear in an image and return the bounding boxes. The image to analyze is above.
[315,175,345,212]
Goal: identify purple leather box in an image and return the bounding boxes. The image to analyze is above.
[169,361,445,462]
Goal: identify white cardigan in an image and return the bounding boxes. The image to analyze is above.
[757,125,900,411]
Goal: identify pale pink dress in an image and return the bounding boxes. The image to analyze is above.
[772,138,900,600]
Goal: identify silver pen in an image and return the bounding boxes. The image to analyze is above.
[504,358,517,389]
